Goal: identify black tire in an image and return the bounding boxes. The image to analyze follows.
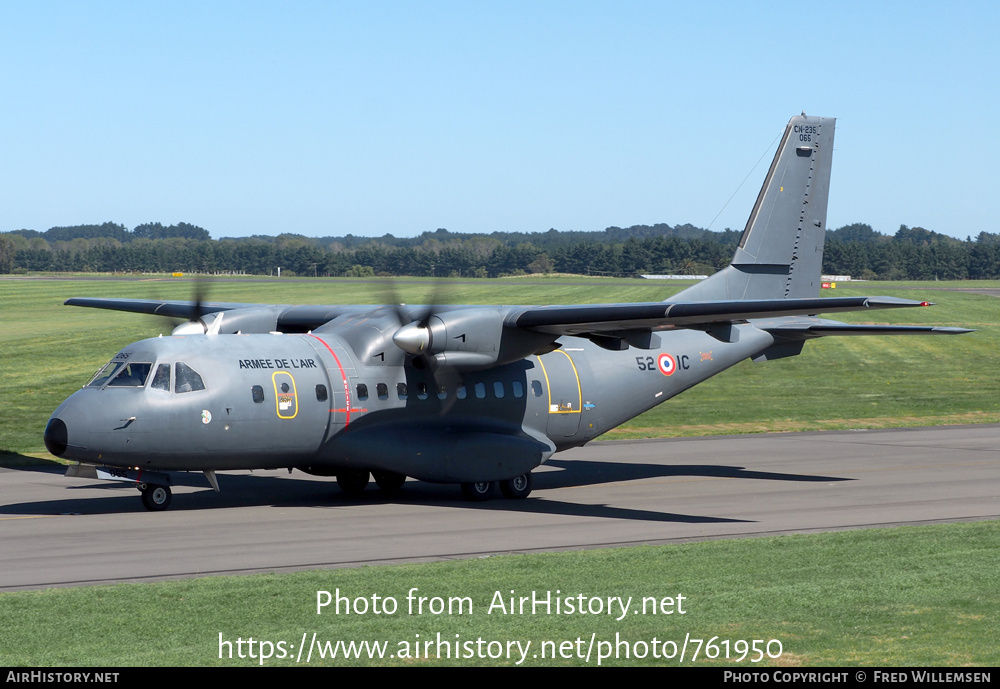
[141,484,172,511]
[461,481,495,501]
[372,470,406,495]
[336,469,370,496]
[500,472,533,499]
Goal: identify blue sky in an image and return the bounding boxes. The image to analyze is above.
[3,1,998,240]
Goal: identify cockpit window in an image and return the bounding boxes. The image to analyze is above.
[87,361,124,387]
[175,362,206,393]
[150,364,171,391]
[106,363,153,387]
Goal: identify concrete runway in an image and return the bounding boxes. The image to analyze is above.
[2,424,998,591]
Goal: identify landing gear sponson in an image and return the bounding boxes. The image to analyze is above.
[338,470,534,502]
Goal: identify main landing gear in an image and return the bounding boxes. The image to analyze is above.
[461,472,533,502]
[372,470,407,496]
[499,472,533,499]
[461,481,494,501]
[335,469,371,497]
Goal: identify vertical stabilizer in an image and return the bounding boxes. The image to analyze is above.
[673,114,835,301]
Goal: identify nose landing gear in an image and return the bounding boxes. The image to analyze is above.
[139,483,172,511]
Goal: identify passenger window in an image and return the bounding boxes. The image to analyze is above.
[174,362,205,393]
[456,385,467,400]
[377,383,388,400]
[416,382,428,400]
[357,384,369,400]
[512,381,524,398]
[150,364,171,391]
[252,385,265,403]
[315,384,328,402]
[107,363,152,387]
[437,383,448,400]
[531,380,543,397]
[475,382,486,399]
[397,383,408,400]
[493,381,505,398]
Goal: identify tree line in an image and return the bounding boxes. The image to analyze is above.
[1,221,999,280]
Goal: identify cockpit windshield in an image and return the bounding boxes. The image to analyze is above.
[86,358,203,391]
[87,360,152,388]
[107,362,152,387]
[87,360,124,387]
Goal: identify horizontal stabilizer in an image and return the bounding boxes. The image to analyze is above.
[761,319,974,338]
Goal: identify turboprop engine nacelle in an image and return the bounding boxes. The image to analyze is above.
[392,307,554,370]
[170,306,284,335]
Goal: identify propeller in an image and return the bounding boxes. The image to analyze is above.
[169,278,220,335]
[380,279,448,364]
[380,280,463,414]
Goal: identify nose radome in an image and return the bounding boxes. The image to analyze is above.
[44,418,68,457]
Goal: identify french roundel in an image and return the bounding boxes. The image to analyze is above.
[657,353,677,376]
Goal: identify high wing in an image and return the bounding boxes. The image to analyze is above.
[64,297,364,334]
[64,297,261,318]
[66,294,954,336]
[507,296,960,334]
[65,293,972,355]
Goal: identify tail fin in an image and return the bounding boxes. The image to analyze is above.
[674,114,836,301]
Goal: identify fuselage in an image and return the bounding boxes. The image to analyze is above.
[45,324,777,483]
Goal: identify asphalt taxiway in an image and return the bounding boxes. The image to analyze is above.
[2,424,997,591]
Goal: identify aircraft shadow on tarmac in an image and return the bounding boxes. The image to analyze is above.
[1,458,853,524]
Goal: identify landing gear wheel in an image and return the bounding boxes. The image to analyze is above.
[461,481,495,501]
[500,472,533,499]
[141,484,172,511]
[336,469,370,497]
[372,470,406,495]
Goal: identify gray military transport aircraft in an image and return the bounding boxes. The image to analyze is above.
[45,114,970,510]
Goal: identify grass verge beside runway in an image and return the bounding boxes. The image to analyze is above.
[1,521,997,666]
[2,276,998,458]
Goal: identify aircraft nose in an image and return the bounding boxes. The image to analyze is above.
[44,417,68,457]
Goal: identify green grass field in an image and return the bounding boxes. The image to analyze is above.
[1,522,997,666]
[2,275,997,458]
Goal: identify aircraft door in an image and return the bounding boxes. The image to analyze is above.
[303,334,358,436]
[536,350,582,438]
